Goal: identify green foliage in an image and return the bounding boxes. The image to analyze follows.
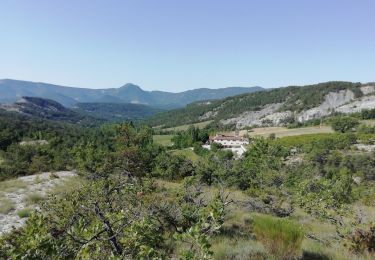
[17,208,32,218]
[360,108,375,120]
[275,133,357,152]
[229,138,286,191]
[330,116,360,133]
[172,125,209,148]
[153,152,195,180]
[252,214,304,259]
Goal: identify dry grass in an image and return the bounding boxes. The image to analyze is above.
[212,237,267,260]
[0,179,27,193]
[0,198,15,214]
[48,176,85,197]
[247,125,333,138]
[361,119,375,126]
[25,193,44,205]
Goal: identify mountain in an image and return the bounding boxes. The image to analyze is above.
[0,97,102,125]
[147,81,375,129]
[74,102,162,122]
[0,79,263,109]
[0,96,161,124]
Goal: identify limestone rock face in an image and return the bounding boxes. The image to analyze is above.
[297,90,355,122]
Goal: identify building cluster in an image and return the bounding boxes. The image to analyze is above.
[202,133,249,157]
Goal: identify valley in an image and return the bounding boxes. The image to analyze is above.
[2,1,374,258]
[1,81,375,258]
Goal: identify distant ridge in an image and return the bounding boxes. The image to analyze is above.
[0,79,263,109]
[0,96,100,125]
[0,96,162,123]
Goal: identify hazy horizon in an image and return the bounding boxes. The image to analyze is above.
[1,0,374,91]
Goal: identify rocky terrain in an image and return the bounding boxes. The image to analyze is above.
[220,85,375,129]
[0,171,76,235]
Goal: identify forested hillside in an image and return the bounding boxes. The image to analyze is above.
[74,102,161,121]
[147,81,374,128]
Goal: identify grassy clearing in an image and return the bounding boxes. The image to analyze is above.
[0,179,27,193]
[0,198,15,214]
[153,135,174,146]
[170,148,200,162]
[361,119,375,126]
[252,214,304,259]
[162,120,213,132]
[247,125,333,138]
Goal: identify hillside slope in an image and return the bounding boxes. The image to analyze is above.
[74,102,161,121]
[0,79,263,109]
[0,97,102,125]
[147,81,375,128]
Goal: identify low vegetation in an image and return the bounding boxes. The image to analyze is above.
[25,193,44,206]
[252,214,304,259]
[0,198,15,214]
[16,208,32,218]
[1,95,375,258]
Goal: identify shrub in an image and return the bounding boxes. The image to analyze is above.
[348,223,375,256]
[330,116,359,133]
[17,208,32,218]
[252,214,304,259]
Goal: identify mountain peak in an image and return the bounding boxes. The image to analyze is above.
[120,83,143,91]
[0,79,264,108]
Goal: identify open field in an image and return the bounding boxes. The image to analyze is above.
[170,148,200,162]
[162,120,213,132]
[246,125,334,138]
[153,135,174,146]
[361,119,375,126]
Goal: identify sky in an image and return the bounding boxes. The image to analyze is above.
[0,0,374,92]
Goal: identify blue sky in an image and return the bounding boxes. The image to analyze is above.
[0,0,374,92]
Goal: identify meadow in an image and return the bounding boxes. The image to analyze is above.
[247,125,334,138]
[153,134,174,146]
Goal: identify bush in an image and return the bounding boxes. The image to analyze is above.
[348,223,375,256]
[331,116,359,133]
[17,208,32,218]
[252,214,304,259]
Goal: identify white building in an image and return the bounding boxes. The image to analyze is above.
[208,134,249,147]
[203,134,249,157]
